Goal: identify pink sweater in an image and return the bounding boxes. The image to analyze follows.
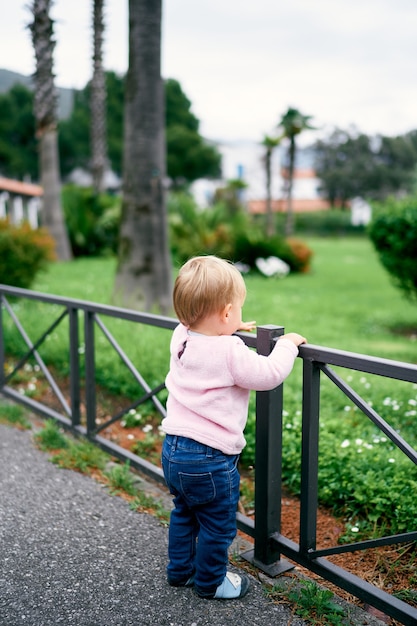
[162,324,299,455]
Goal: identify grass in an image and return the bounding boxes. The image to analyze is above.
[0,402,32,429]
[33,236,416,362]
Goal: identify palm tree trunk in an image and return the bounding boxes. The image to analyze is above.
[30,0,71,261]
[91,0,107,193]
[113,0,172,313]
[285,138,295,237]
[265,147,274,237]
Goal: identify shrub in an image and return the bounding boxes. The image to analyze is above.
[233,232,312,273]
[0,219,55,289]
[168,192,312,273]
[62,184,121,257]
[168,192,236,262]
[368,197,417,301]
[272,209,367,236]
[286,238,314,273]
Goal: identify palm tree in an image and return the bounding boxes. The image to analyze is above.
[90,0,107,193]
[278,107,314,237]
[261,134,281,237]
[29,0,72,260]
[113,0,172,313]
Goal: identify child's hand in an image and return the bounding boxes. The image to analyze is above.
[239,320,256,332]
[281,332,307,346]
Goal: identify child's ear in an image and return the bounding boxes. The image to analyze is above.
[222,303,232,322]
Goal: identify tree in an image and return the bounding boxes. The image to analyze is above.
[314,128,374,207]
[278,107,314,236]
[314,128,417,205]
[0,85,38,179]
[261,134,281,237]
[165,78,221,187]
[58,74,220,185]
[29,0,71,260]
[113,0,172,313]
[90,0,107,193]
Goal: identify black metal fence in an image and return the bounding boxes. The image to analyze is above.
[1,285,416,625]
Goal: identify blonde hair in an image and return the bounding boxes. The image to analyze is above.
[173,256,246,326]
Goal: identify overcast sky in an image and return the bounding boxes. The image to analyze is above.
[2,0,417,144]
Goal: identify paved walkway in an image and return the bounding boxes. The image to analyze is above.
[0,417,385,626]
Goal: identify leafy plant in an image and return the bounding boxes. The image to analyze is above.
[269,578,349,625]
[51,439,108,473]
[105,460,138,496]
[129,491,170,524]
[35,419,69,451]
[0,218,55,288]
[121,409,143,428]
[62,184,120,257]
[368,197,417,301]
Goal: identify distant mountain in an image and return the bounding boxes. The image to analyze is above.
[0,68,75,119]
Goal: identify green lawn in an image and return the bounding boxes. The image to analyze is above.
[34,236,417,363]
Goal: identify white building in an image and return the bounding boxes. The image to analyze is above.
[191,139,330,212]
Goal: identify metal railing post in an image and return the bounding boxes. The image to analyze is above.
[243,325,294,575]
[84,310,96,435]
[0,294,5,388]
[68,307,81,427]
[299,357,321,554]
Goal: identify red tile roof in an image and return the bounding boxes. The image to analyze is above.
[0,177,43,197]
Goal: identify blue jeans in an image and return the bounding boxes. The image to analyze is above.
[162,434,240,596]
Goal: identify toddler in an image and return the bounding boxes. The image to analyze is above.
[161,255,306,600]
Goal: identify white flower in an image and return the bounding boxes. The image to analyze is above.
[341,439,350,448]
[255,256,290,278]
[388,458,395,463]
[355,438,363,446]
[351,526,359,533]
[408,399,417,406]
[383,397,391,406]
[142,424,153,433]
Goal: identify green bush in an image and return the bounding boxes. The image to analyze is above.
[168,193,236,262]
[0,219,55,288]
[368,197,417,301]
[270,208,367,236]
[168,192,312,272]
[62,184,121,257]
[233,232,312,273]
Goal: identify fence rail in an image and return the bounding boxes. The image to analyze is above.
[1,284,416,625]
